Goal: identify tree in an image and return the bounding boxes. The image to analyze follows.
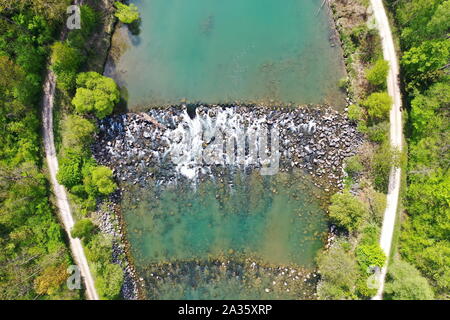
[90,166,117,195]
[317,242,359,299]
[62,115,96,149]
[347,104,362,122]
[366,59,389,89]
[328,192,367,232]
[385,259,434,300]
[362,92,392,122]
[50,42,83,91]
[56,148,83,188]
[114,2,140,24]
[71,218,96,243]
[426,0,450,38]
[372,142,400,193]
[67,5,99,48]
[96,263,124,299]
[401,40,449,87]
[356,244,386,272]
[34,264,68,295]
[72,72,120,119]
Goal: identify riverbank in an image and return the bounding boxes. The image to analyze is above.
[50,0,141,299]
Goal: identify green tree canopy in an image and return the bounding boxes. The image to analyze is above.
[114,2,140,24]
[317,243,359,299]
[72,72,120,119]
[96,263,124,299]
[50,42,83,91]
[366,59,389,89]
[89,166,117,195]
[71,218,96,244]
[385,259,434,300]
[56,148,83,188]
[362,92,392,122]
[329,192,368,232]
[356,244,386,272]
[62,114,96,149]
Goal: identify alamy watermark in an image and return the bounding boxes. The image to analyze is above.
[67,5,81,30]
[67,265,81,290]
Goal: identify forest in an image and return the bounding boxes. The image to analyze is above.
[0,0,79,299]
[386,0,449,299]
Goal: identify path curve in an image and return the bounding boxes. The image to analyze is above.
[369,0,403,300]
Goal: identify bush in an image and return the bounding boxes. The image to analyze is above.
[362,92,392,122]
[356,244,386,272]
[72,72,120,119]
[347,104,362,122]
[71,218,96,244]
[317,242,359,299]
[114,2,140,24]
[329,192,368,232]
[62,115,96,149]
[385,259,434,300]
[366,59,389,89]
[56,148,83,188]
[89,166,117,195]
[96,263,124,299]
[50,42,83,91]
[367,121,389,143]
[345,155,364,178]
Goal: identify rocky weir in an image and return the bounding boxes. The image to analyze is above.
[91,104,362,299]
[93,104,362,191]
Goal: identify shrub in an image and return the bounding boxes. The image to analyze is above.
[338,77,349,89]
[62,115,96,149]
[56,148,83,188]
[317,242,359,299]
[356,244,386,272]
[329,192,368,232]
[114,2,140,24]
[72,72,120,119]
[385,259,434,300]
[50,42,83,91]
[71,218,96,244]
[367,121,389,143]
[96,263,124,299]
[89,166,117,195]
[366,59,389,89]
[345,155,364,178]
[347,104,362,122]
[362,92,392,122]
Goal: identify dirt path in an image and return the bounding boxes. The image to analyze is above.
[42,0,98,299]
[369,0,403,300]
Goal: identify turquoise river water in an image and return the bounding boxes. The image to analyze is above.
[110,0,346,299]
[110,0,346,108]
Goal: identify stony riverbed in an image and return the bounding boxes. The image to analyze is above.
[93,104,362,191]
